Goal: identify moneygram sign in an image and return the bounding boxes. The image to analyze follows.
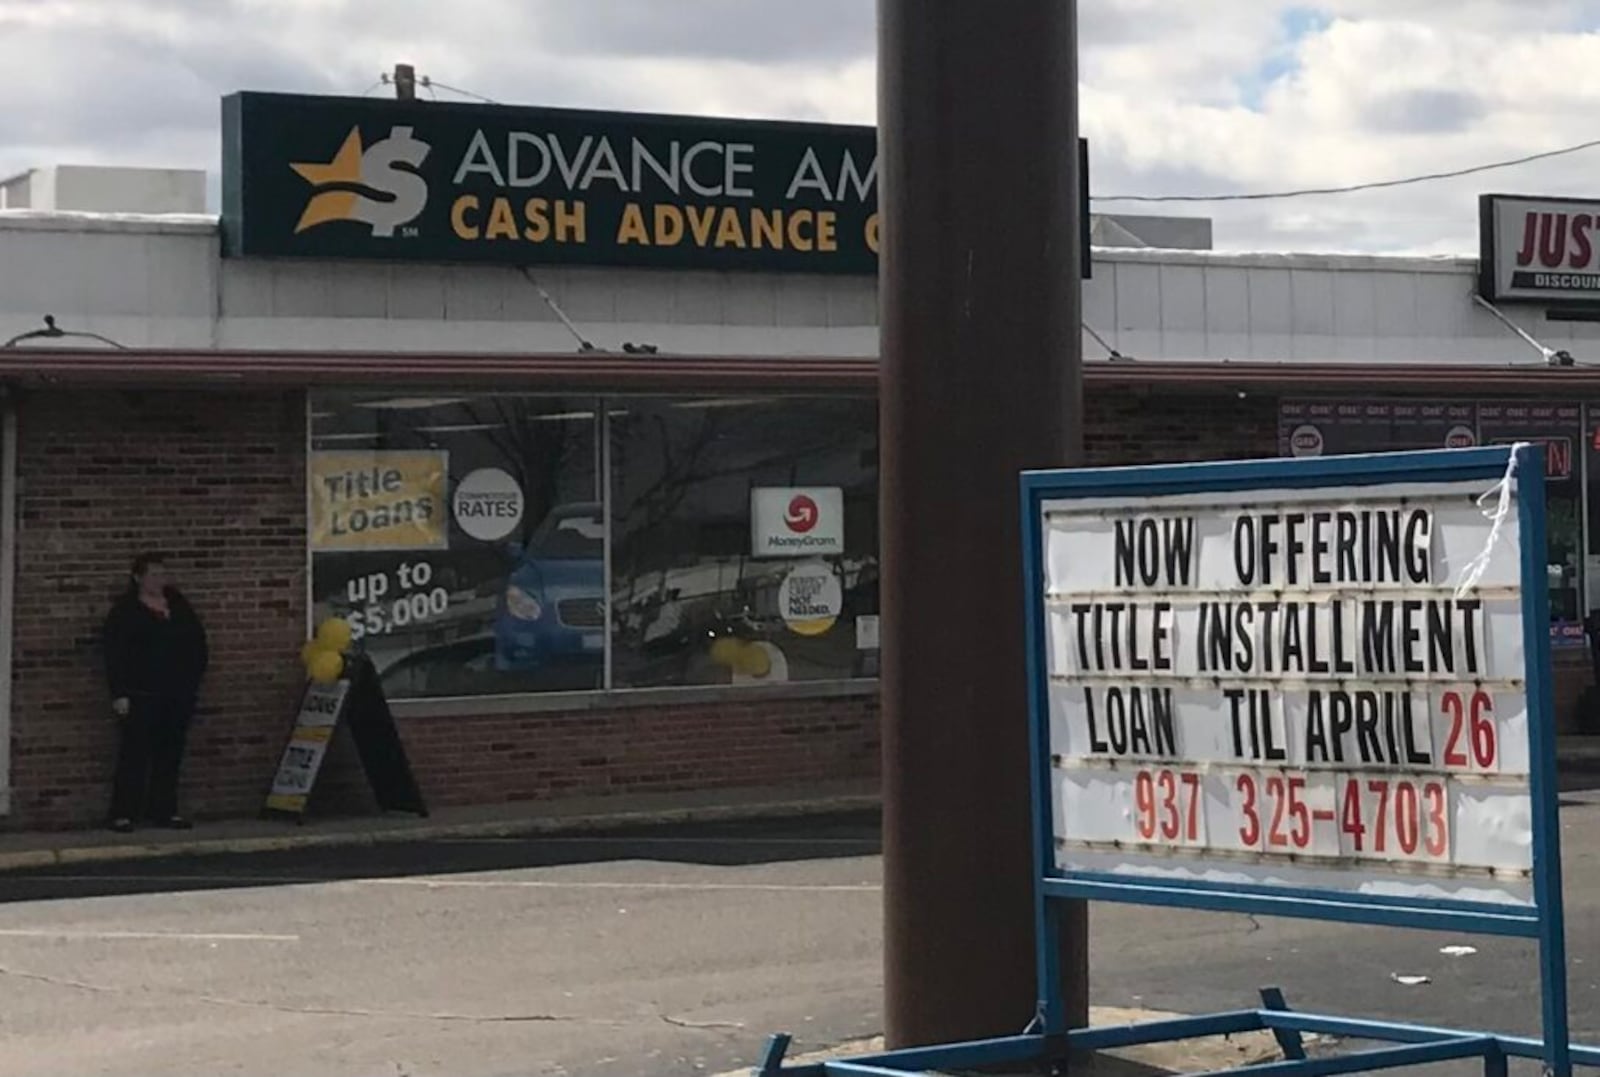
[223,92,1088,274]
[751,487,844,557]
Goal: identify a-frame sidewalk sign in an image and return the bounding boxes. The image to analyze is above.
[759,445,1600,1077]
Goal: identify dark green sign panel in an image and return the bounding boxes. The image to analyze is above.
[223,92,1089,275]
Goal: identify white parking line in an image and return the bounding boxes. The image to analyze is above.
[11,874,880,893]
[8,874,326,886]
[356,878,881,892]
[0,929,299,941]
[445,836,878,846]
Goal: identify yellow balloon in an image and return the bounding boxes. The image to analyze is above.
[734,641,772,679]
[708,636,741,667]
[315,617,353,652]
[299,639,323,667]
[307,648,345,684]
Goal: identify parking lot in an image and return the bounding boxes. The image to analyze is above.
[2,797,1600,1076]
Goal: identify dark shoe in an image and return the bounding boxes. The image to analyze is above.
[162,816,193,830]
[109,818,134,834]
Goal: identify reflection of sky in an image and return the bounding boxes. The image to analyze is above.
[610,398,876,543]
[310,394,601,504]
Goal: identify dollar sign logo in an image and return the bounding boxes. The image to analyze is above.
[354,126,430,237]
[291,125,433,237]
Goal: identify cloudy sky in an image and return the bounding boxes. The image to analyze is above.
[4,0,1600,253]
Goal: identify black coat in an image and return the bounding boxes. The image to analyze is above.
[103,588,209,699]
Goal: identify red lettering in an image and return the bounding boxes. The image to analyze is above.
[1134,771,1156,839]
[1424,782,1448,858]
[1516,211,1539,266]
[1540,213,1569,269]
[1572,214,1595,269]
[1443,691,1467,767]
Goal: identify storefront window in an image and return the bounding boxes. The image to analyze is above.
[310,391,881,700]
[309,393,601,698]
[1279,398,1584,648]
[1582,407,1600,621]
[608,396,879,689]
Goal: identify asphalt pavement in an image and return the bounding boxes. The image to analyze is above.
[0,814,886,1077]
[2,784,1600,1077]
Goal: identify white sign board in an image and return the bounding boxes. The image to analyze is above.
[1480,194,1600,305]
[265,679,349,814]
[751,487,844,557]
[452,467,525,542]
[1042,478,1534,907]
[779,560,843,636]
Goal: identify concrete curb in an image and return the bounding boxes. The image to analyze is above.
[0,793,882,873]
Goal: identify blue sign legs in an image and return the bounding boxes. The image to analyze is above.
[758,987,1600,1077]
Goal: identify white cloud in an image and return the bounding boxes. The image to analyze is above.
[1083,4,1600,251]
[2,0,1599,253]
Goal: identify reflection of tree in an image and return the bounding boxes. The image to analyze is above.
[1549,497,1580,560]
[460,397,591,541]
[617,408,852,552]
[611,404,859,670]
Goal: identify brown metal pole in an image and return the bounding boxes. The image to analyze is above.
[878,0,1087,1048]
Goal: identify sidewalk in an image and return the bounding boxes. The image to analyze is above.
[713,1007,1307,1077]
[6,735,1600,873]
[0,779,879,872]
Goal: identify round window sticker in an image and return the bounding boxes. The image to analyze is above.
[452,468,525,542]
[779,562,843,637]
[1445,424,1477,449]
[1288,424,1324,458]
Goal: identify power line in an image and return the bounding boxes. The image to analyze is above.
[422,78,498,105]
[1093,135,1600,203]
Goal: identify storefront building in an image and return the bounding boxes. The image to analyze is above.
[2,94,1599,829]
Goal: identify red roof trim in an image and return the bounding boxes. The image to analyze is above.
[0,349,1585,394]
[0,349,877,390]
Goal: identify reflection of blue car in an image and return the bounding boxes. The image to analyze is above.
[492,502,606,676]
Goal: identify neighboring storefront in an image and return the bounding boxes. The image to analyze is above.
[1277,399,1588,648]
[3,93,1600,830]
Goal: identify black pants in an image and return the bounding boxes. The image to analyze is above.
[110,695,194,822]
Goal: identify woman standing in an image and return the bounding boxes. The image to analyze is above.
[102,552,208,832]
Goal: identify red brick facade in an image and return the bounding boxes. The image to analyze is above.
[382,694,880,810]
[2,383,1587,829]
[10,389,308,829]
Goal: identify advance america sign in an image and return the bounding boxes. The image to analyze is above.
[222,92,1087,274]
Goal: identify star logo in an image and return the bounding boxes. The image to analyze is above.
[289,125,431,237]
[291,128,366,233]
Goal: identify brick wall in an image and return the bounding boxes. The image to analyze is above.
[367,694,881,811]
[9,389,308,829]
